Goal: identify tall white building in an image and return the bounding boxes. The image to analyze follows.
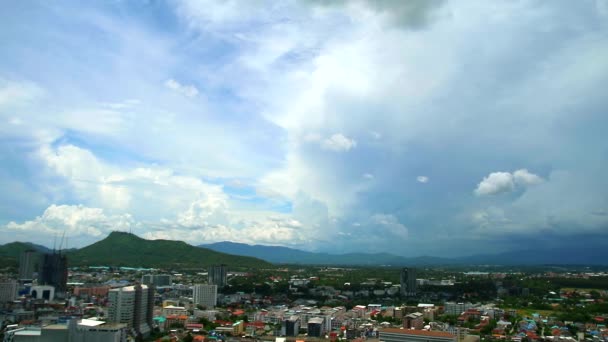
[193,284,217,309]
[108,284,154,338]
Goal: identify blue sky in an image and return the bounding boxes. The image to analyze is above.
[1,0,607,257]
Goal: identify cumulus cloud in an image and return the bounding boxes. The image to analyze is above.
[321,133,357,152]
[303,133,357,152]
[6,204,133,239]
[164,79,199,97]
[416,176,429,183]
[475,169,543,196]
[363,173,374,180]
[370,213,409,239]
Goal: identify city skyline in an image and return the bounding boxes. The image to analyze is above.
[1,1,607,257]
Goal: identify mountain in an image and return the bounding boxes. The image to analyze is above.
[201,241,608,266]
[0,241,50,269]
[200,241,454,266]
[0,241,50,258]
[67,231,271,269]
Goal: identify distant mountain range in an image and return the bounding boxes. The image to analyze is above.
[2,233,606,269]
[201,241,608,266]
[0,232,270,269]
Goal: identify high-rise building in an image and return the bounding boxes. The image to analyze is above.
[282,316,300,337]
[208,265,227,288]
[0,280,18,303]
[141,274,172,287]
[108,284,154,338]
[400,268,417,297]
[19,250,37,280]
[193,284,217,308]
[39,252,68,296]
[307,317,325,337]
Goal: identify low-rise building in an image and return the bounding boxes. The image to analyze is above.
[380,328,456,342]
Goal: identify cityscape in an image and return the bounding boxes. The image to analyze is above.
[1,1,608,342]
[0,232,607,341]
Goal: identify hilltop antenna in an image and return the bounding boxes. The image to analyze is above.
[53,233,57,252]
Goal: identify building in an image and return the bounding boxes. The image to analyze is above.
[73,285,110,298]
[163,305,188,316]
[380,328,456,342]
[0,280,18,303]
[141,274,172,287]
[38,252,68,296]
[107,284,154,338]
[400,268,417,297]
[9,319,127,342]
[308,317,325,337]
[19,250,37,280]
[193,284,217,309]
[30,285,55,301]
[68,319,128,342]
[208,265,227,287]
[215,320,244,335]
[404,312,424,330]
[282,315,301,336]
[444,302,474,316]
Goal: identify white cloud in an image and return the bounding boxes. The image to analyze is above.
[0,80,44,107]
[321,133,357,152]
[475,169,543,196]
[475,171,515,196]
[513,169,544,186]
[416,176,429,183]
[363,173,374,180]
[370,213,409,239]
[164,78,199,97]
[6,204,133,239]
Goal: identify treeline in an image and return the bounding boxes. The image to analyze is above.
[539,276,608,289]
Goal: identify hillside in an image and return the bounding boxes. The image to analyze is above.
[0,241,50,269]
[0,241,50,258]
[68,232,271,269]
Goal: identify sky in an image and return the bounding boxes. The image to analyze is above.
[1,0,607,257]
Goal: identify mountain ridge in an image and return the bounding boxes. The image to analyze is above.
[0,232,271,269]
[66,231,271,269]
[200,241,608,266]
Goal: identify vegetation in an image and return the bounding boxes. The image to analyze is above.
[67,231,272,269]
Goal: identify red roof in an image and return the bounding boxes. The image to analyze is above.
[381,328,455,338]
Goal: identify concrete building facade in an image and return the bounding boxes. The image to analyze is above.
[400,268,417,297]
[208,265,227,287]
[193,284,217,309]
[0,280,18,303]
[107,284,154,338]
[141,274,172,287]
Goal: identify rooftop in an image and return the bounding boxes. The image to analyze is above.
[381,328,455,338]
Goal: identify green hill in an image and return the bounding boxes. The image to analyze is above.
[67,231,271,269]
[0,241,49,269]
[0,241,49,258]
